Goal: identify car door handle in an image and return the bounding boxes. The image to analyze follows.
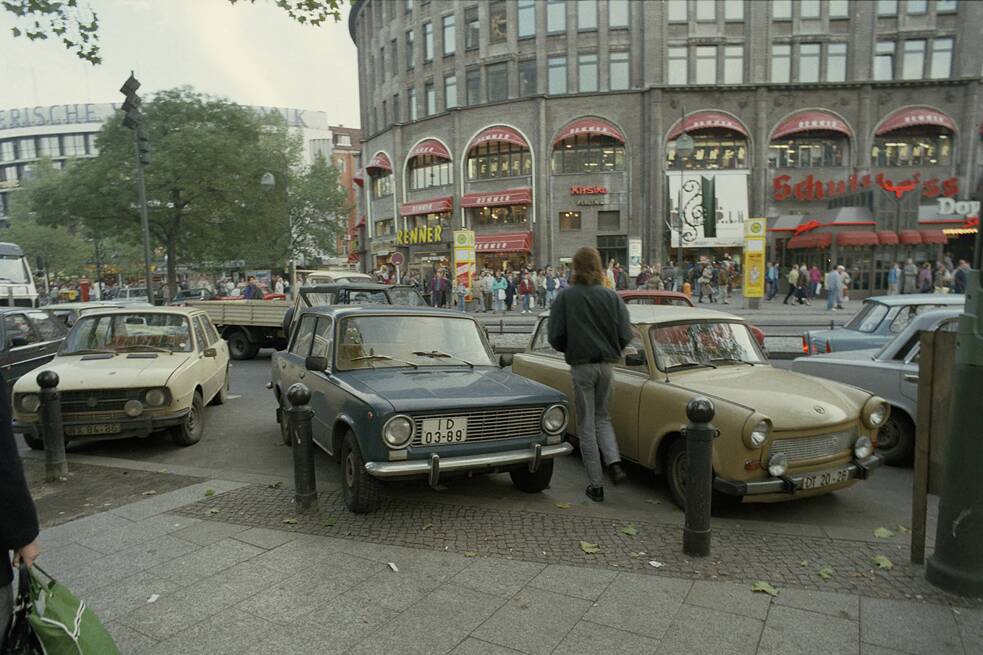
[903,374,919,383]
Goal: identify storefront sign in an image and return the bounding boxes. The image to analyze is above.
[743,219,767,299]
[460,187,532,208]
[575,199,606,206]
[570,186,608,195]
[554,118,626,144]
[668,171,749,248]
[396,225,445,246]
[937,198,980,219]
[772,173,959,202]
[399,196,453,216]
[628,238,642,278]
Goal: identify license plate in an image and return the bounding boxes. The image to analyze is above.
[65,423,122,437]
[800,468,851,490]
[420,417,468,445]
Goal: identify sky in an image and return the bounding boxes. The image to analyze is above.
[0,0,362,128]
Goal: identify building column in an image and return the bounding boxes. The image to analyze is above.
[959,80,979,186]
[754,87,769,217]
[649,89,666,265]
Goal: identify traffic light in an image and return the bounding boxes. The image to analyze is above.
[136,127,150,166]
[120,73,142,129]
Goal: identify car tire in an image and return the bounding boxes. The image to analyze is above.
[341,431,380,514]
[665,438,688,509]
[877,412,914,466]
[172,391,205,447]
[509,460,554,493]
[227,332,259,360]
[23,433,46,450]
[210,368,229,405]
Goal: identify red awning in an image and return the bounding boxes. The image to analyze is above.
[366,152,392,174]
[467,126,529,151]
[353,168,364,187]
[460,187,532,208]
[836,231,879,247]
[553,117,625,145]
[787,233,833,249]
[919,229,948,244]
[668,111,748,140]
[876,106,957,135]
[399,196,453,216]
[408,139,451,160]
[876,231,900,245]
[772,111,851,140]
[475,231,533,253]
[899,229,923,245]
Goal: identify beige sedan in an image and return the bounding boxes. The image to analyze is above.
[13,307,229,448]
[513,305,888,506]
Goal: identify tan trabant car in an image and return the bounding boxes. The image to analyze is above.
[13,307,229,449]
[513,305,888,506]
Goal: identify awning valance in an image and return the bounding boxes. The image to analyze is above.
[553,117,625,145]
[475,231,533,253]
[353,168,364,187]
[919,229,948,245]
[366,153,392,174]
[407,139,451,160]
[836,231,879,247]
[772,111,852,140]
[787,233,832,249]
[899,229,923,245]
[876,231,900,245]
[467,126,529,151]
[876,106,957,135]
[668,111,748,140]
[399,196,453,216]
[461,187,532,208]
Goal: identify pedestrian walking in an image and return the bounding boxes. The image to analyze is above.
[548,247,632,502]
[429,270,450,307]
[934,262,951,293]
[505,272,517,312]
[518,272,535,314]
[492,272,507,313]
[839,268,850,304]
[917,262,933,293]
[480,271,493,312]
[544,266,558,308]
[783,265,800,304]
[698,264,716,303]
[825,265,842,311]
[243,275,264,300]
[717,262,730,304]
[902,259,918,294]
[887,262,901,295]
[809,265,822,298]
[952,260,969,294]
[1,383,41,651]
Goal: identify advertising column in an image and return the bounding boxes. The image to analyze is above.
[743,218,766,309]
[453,230,476,302]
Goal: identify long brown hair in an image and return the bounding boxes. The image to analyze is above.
[571,247,604,286]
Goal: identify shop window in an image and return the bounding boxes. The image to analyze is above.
[409,211,451,230]
[551,134,625,174]
[598,211,620,231]
[407,154,453,190]
[374,218,395,236]
[519,59,538,96]
[768,134,847,169]
[559,211,581,231]
[371,172,393,199]
[871,128,952,167]
[467,141,532,180]
[471,205,529,226]
[597,234,627,267]
[518,0,535,38]
[489,0,507,44]
[666,130,748,170]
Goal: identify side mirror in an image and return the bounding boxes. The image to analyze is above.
[305,355,328,372]
[499,353,514,368]
[203,347,218,358]
[624,348,647,367]
[10,336,29,348]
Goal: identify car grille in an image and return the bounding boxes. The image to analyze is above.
[410,406,545,446]
[60,389,144,415]
[768,429,856,463]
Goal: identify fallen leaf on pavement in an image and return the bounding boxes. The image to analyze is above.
[896,524,911,534]
[206,508,220,515]
[554,502,573,509]
[629,551,646,558]
[648,560,664,568]
[204,489,215,497]
[800,560,809,567]
[464,551,479,558]
[387,562,398,572]
[323,517,337,527]
[422,522,433,530]
[751,581,779,597]
[818,567,834,580]
[620,523,638,537]
[141,490,157,496]
[268,481,283,489]
[874,527,895,539]
[282,518,297,525]
[146,594,159,604]
[872,555,894,570]
[580,541,601,554]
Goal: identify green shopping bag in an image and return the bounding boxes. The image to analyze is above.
[25,565,120,655]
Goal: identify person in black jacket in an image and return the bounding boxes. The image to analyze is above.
[548,247,632,502]
[0,382,40,649]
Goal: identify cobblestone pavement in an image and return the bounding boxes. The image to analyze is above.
[173,484,981,609]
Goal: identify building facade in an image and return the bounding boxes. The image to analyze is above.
[350,0,983,293]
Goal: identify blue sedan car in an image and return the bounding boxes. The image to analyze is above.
[271,306,572,513]
[802,294,963,355]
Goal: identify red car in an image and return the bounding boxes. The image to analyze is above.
[617,290,767,348]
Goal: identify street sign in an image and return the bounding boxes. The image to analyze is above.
[390,251,405,267]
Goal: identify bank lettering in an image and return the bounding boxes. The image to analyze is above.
[772,173,958,202]
[570,185,608,195]
[396,225,444,246]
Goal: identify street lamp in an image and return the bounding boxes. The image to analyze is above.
[261,171,296,300]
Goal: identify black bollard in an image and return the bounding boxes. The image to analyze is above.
[37,370,68,481]
[286,382,318,513]
[683,396,716,558]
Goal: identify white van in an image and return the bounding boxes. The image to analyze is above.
[0,243,38,307]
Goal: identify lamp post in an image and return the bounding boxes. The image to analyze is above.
[261,171,296,300]
[674,108,695,286]
[119,72,155,304]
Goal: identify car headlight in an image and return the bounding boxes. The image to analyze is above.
[854,435,873,460]
[19,393,41,414]
[144,388,168,407]
[862,398,890,429]
[542,405,568,435]
[124,399,144,417]
[767,453,788,477]
[743,415,771,449]
[383,415,413,449]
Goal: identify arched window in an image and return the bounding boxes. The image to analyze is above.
[367,152,393,198]
[665,112,750,170]
[872,107,956,167]
[407,154,453,190]
[552,135,625,173]
[465,126,532,181]
[768,111,852,169]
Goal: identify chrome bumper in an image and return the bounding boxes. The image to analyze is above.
[13,409,190,439]
[713,454,883,496]
[364,442,574,487]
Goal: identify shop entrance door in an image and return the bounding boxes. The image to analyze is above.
[597,234,628,267]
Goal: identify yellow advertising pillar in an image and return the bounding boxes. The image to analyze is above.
[453,230,476,301]
[743,218,766,309]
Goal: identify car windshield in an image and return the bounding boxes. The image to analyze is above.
[336,315,495,370]
[62,313,193,354]
[844,302,890,333]
[388,288,427,306]
[649,321,765,371]
[624,297,692,307]
[0,255,30,284]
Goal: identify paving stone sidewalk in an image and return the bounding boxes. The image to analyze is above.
[36,482,982,655]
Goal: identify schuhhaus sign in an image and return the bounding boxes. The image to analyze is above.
[773,172,959,202]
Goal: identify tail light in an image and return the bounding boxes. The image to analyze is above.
[825,340,832,353]
[802,336,810,354]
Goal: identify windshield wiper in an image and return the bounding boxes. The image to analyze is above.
[65,348,117,356]
[667,361,717,371]
[709,357,756,366]
[116,345,173,354]
[412,350,474,367]
[350,353,419,368]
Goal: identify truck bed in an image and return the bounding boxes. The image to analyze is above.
[187,299,290,328]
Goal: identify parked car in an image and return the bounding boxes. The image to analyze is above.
[114,287,152,303]
[271,306,571,513]
[513,305,887,507]
[617,290,767,348]
[169,288,215,304]
[790,308,961,466]
[12,307,229,449]
[0,308,68,387]
[44,301,153,328]
[802,294,963,355]
[301,269,373,285]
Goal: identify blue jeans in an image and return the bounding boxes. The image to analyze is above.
[522,294,531,311]
[545,289,557,307]
[827,289,838,310]
[457,294,466,312]
[571,363,621,488]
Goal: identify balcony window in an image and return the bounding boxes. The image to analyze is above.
[487,62,509,102]
[548,55,567,94]
[771,44,791,82]
[467,141,532,180]
[577,0,597,30]
[578,53,598,92]
[519,59,538,96]
[609,51,630,90]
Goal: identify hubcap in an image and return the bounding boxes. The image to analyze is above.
[879,419,899,451]
[187,404,199,433]
[673,452,688,495]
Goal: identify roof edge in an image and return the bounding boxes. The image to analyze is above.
[348,0,366,43]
